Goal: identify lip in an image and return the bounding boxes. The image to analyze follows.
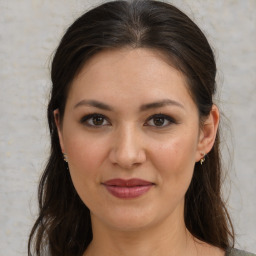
[102,179,154,199]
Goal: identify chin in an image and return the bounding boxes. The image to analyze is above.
[91,204,157,231]
[91,201,180,233]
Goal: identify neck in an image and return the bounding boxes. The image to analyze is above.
[84,212,198,256]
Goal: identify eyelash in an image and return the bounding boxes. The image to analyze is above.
[80,113,177,128]
[144,113,177,127]
[80,114,111,127]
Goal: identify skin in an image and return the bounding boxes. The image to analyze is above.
[55,48,222,256]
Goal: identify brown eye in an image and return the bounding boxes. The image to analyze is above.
[153,117,165,126]
[92,116,104,125]
[145,114,176,128]
[81,114,110,127]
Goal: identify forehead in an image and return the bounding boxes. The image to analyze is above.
[66,48,195,111]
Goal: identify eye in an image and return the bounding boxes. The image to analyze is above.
[145,114,176,127]
[80,114,110,127]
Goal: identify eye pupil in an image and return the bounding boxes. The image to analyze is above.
[93,116,104,125]
[153,117,165,126]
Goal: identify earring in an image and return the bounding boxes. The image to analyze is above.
[63,153,68,163]
[200,152,206,165]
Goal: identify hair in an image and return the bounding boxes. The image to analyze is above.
[28,0,234,255]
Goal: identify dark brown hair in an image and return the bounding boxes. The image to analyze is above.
[28,0,234,255]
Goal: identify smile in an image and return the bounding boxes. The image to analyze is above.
[102,179,154,199]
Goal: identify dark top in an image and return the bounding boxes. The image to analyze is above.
[226,248,256,256]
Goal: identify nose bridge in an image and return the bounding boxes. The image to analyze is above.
[109,123,146,168]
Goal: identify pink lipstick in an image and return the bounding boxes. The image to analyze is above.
[103,179,154,199]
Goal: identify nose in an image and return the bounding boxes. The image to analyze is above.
[109,125,146,169]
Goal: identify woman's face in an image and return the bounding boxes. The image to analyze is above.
[56,48,214,231]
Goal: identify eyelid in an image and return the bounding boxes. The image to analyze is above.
[144,113,177,127]
[79,113,177,128]
[80,113,111,127]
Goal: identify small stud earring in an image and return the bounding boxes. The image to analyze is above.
[200,152,206,165]
[63,153,68,163]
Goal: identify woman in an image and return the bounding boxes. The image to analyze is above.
[28,0,255,255]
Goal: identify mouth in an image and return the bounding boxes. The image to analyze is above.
[102,178,154,199]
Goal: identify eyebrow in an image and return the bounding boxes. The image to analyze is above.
[73,99,184,111]
[74,100,113,111]
[140,99,184,111]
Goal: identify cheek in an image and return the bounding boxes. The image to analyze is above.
[153,137,196,167]
[63,135,110,209]
[150,135,197,188]
[63,133,110,199]
[65,133,108,170]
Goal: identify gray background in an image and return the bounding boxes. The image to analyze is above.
[0,0,255,255]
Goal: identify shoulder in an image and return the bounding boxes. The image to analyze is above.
[226,248,256,256]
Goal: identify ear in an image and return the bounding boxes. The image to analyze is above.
[195,104,219,162]
[53,109,65,153]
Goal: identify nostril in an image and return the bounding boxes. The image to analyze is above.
[109,153,146,170]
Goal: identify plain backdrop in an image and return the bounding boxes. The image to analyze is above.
[0,0,255,255]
